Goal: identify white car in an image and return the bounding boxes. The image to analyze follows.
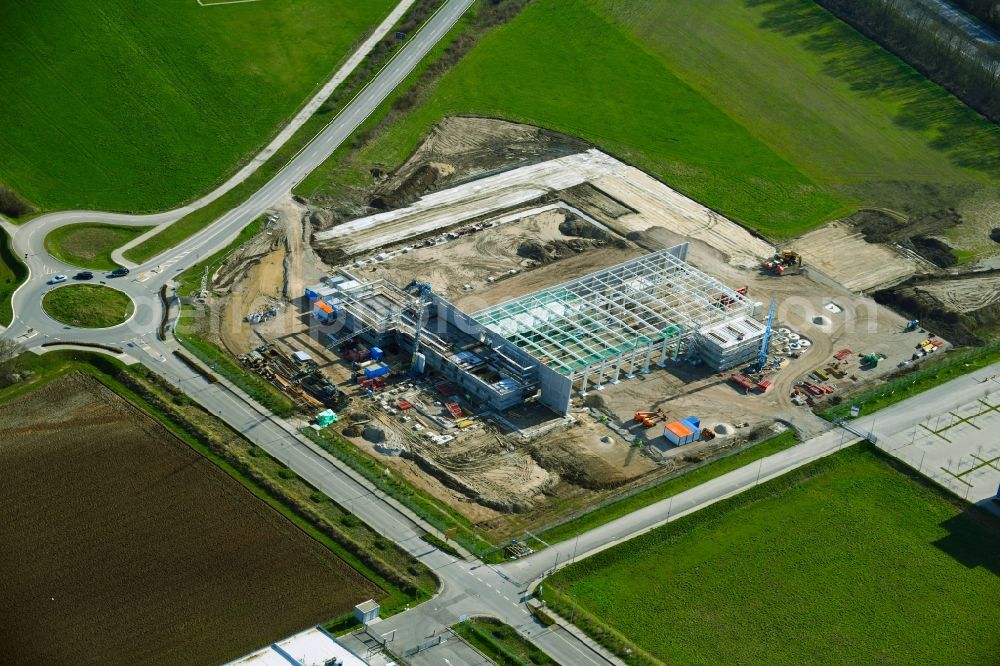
[48,274,67,285]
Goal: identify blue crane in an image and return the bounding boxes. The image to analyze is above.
[404,281,433,372]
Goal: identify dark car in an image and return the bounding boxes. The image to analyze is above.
[73,271,93,280]
[109,267,130,277]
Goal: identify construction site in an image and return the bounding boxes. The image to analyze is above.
[189,118,951,539]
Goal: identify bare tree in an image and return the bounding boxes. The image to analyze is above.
[0,338,23,387]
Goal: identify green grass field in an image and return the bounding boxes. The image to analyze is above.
[42,285,134,328]
[302,0,1000,242]
[598,1,1000,196]
[44,223,151,270]
[546,446,1000,665]
[0,0,393,213]
[302,0,844,238]
[0,228,28,326]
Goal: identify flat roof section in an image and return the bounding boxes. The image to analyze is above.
[697,316,765,350]
[473,245,753,377]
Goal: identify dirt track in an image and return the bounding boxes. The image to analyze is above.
[0,374,376,666]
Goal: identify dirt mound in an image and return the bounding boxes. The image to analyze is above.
[371,163,446,210]
[559,215,609,240]
[874,269,1000,345]
[517,239,551,263]
[527,439,623,489]
[308,209,333,231]
[517,238,612,265]
[852,208,961,267]
[910,236,957,268]
[371,117,589,211]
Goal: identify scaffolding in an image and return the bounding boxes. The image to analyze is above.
[473,244,755,390]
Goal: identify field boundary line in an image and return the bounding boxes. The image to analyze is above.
[197,0,264,6]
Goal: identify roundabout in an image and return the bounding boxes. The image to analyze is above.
[42,284,135,329]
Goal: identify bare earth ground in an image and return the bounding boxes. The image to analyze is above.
[208,117,957,538]
[790,220,930,292]
[0,374,376,666]
[916,274,1000,313]
[365,206,644,307]
[216,195,328,356]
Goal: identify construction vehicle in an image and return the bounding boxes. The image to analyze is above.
[761,250,802,276]
[634,409,668,427]
[905,319,920,332]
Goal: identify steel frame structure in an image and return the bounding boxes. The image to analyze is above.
[473,244,754,387]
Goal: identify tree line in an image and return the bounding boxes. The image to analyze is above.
[951,0,1000,32]
[819,0,1000,124]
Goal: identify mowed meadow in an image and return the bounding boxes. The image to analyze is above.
[0,0,393,212]
[306,0,1000,244]
[546,446,1000,665]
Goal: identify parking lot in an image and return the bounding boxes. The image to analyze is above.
[872,382,1000,507]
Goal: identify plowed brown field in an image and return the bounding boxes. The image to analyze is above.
[0,373,377,666]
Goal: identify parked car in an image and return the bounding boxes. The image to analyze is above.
[73,271,93,280]
[47,274,67,284]
[109,267,130,277]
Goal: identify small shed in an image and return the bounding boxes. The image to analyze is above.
[664,420,698,446]
[354,599,380,625]
[292,350,314,364]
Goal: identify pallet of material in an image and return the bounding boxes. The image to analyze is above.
[834,348,852,361]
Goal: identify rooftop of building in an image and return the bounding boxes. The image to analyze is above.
[472,244,754,376]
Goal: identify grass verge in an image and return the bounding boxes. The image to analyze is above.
[44,223,151,270]
[543,444,1000,665]
[452,617,557,666]
[304,427,494,558]
[42,284,133,328]
[537,430,800,545]
[0,227,27,326]
[822,341,1000,420]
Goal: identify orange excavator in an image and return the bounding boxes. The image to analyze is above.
[634,409,668,428]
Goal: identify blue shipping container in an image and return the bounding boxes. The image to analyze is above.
[364,364,390,379]
[370,347,384,361]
